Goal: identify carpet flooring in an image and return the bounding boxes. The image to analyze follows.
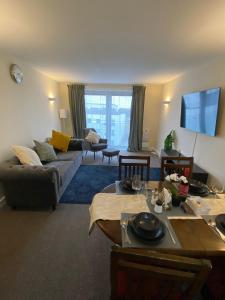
[0,204,112,300]
[82,150,161,168]
[60,165,160,204]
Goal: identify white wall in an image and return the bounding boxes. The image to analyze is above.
[0,51,61,161]
[58,82,163,150]
[157,56,225,186]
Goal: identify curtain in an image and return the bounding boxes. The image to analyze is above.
[128,85,146,152]
[68,84,86,138]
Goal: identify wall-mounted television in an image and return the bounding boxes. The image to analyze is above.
[180,87,221,136]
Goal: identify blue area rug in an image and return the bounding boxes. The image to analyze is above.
[60,165,160,204]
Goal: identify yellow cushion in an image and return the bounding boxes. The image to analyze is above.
[49,130,71,152]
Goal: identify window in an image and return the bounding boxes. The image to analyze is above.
[85,90,132,149]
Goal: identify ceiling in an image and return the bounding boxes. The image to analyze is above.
[1,0,225,84]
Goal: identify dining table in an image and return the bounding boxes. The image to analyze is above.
[96,181,225,258]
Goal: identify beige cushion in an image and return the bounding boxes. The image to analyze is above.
[12,145,43,166]
[85,130,100,143]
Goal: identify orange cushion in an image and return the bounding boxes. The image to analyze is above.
[49,130,71,152]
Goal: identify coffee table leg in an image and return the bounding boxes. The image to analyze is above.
[108,156,110,164]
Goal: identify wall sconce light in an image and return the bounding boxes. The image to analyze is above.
[48,97,55,103]
[163,100,170,105]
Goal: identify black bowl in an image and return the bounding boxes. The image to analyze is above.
[189,179,209,197]
[129,213,165,240]
[128,223,165,244]
[119,178,134,193]
[215,214,225,234]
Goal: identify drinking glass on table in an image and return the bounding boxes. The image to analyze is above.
[210,184,224,194]
[132,175,142,191]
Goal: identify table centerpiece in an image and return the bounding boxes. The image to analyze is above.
[164,173,189,207]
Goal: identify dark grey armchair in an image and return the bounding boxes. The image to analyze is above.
[82,128,108,159]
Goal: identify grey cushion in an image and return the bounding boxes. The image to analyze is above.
[56,151,82,161]
[34,140,57,162]
[68,139,83,151]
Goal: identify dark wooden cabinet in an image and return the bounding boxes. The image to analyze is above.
[160,149,208,184]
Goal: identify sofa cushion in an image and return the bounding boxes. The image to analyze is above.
[49,130,71,152]
[85,130,100,143]
[34,140,57,162]
[56,151,82,161]
[68,139,83,151]
[12,145,42,166]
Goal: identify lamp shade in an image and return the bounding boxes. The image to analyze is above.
[59,109,67,119]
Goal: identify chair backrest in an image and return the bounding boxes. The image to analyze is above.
[111,246,212,300]
[160,156,193,181]
[119,155,150,181]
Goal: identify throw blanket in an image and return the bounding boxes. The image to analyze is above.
[89,193,149,232]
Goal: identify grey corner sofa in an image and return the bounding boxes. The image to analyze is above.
[0,142,83,210]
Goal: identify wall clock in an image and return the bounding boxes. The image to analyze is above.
[10,64,24,84]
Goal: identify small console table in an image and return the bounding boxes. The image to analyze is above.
[160,149,208,184]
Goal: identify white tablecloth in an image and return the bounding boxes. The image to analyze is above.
[89,193,149,232]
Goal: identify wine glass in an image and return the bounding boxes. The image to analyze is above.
[132,175,142,191]
[210,184,224,194]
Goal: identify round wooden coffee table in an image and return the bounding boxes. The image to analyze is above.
[102,149,120,164]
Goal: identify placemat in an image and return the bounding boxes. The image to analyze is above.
[201,214,225,242]
[121,212,181,249]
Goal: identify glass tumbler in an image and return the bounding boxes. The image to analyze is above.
[132,175,142,191]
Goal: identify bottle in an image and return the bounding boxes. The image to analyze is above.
[154,199,163,214]
[151,188,158,205]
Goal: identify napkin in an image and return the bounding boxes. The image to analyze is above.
[186,197,210,215]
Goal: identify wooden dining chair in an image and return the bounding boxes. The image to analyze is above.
[118,155,150,181]
[111,246,212,300]
[160,156,194,181]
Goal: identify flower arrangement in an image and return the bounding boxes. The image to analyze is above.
[165,173,188,184]
[164,173,189,206]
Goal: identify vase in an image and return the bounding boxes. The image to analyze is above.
[179,183,189,196]
[172,195,186,207]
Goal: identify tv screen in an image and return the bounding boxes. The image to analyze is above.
[180,87,220,136]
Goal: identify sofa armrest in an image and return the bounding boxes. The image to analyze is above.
[0,165,60,209]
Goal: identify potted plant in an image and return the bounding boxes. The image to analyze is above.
[164,130,175,151]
